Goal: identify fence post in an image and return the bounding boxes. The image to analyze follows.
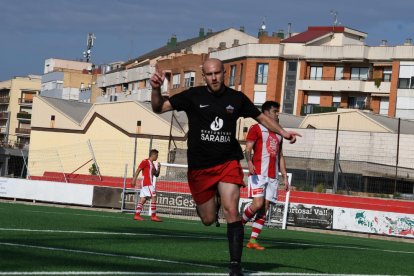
[133,136,137,177]
[87,139,102,181]
[394,118,401,194]
[333,147,340,194]
[332,114,340,192]
[20,149,30,179]
[121,163,128,212]
[55,150,68,183]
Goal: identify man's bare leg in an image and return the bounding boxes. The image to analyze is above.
[218,182,244,275]
[195,183,244,275]
[195,196,217,226]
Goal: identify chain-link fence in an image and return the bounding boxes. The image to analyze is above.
[280,119,414,201]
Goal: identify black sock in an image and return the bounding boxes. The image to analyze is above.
[227,220,244,264]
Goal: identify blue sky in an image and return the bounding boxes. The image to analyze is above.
[1,0,414,81]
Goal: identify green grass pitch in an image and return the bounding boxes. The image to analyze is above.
[0,201,413,275]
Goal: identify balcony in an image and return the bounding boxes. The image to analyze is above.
[15,127,31,135]
[301,105,337,116]
[297,77,391,94]
[18,98,34,105]
[17,112,32,121]
[305,45,368,60]
[0,97,10,104]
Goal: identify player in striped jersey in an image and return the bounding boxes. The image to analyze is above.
[242,101,289,250]
[131,149,162,222]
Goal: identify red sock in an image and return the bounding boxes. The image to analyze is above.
[150,201,157,216]
[135,203,143,215]
[242,204,256,224]
[250,213,266,241]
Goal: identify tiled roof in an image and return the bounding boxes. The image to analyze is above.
[363,112,414,134]
[283,26,345,43]
[124,29,227,67]
[40,96,92,124]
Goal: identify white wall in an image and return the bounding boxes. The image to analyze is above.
[284,128,414,169]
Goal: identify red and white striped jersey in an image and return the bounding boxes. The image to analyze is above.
[246,124,282,178]
[138,159,155,186]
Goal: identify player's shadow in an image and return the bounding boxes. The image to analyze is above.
[243,261,324,274]
[260,236,382,251]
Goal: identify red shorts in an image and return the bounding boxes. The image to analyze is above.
[187,160,244,205]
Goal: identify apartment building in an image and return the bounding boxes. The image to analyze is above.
[96,27,258,102]
[211,26,414,120]
[0,75,41,147]
[41,58,101,103]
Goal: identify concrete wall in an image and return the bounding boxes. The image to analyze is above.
[44,59,92,74]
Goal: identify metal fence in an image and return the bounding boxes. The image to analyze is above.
[1,132,414,201]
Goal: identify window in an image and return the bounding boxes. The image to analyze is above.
[253,91,266,106]
[255,63,268,84]
[348,96,366,109]
[380,98,389,115]
[239,64,243,84]
[229,65,236,86]
[287,61,297,72]
[351,67,369,80]
[335,67,344,80]
[307,92,320,105]
[398,78,410,89]
[172,74,180,89]
[383,67,392,82]
[332,93,341,108]
[145,79,151,88]
[184,72,195,87]
[310,66,323,80]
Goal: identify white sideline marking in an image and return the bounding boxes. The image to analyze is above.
[0,273,227,276]
[0,272,404,276]
[0,228,222,240]
[1,228,413,255]
[0,242,221,270]
[25,209,200,225]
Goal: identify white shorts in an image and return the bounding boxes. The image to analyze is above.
[247,175,279,203]
[140,185,156,198]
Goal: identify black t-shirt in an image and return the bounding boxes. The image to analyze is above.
[169,86,261,169]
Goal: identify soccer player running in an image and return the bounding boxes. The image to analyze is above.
[150,58,300,276]
[242,101,290,250]
[131,149,162,222]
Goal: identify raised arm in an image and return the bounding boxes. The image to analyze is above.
[150,66,174,114]
[255,113,301,144]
